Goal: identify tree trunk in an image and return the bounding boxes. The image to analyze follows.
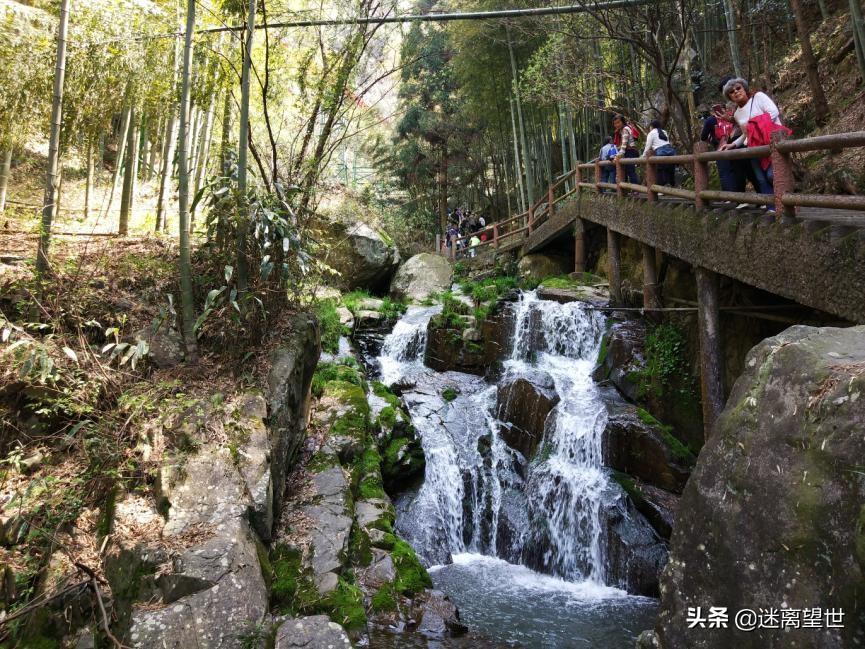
[507,26,533,206]
[192,94,216,220]
[509,97,527,213]
[789,0,829,124]
[146,116,160,182]
[722,0,744,78]
[156,114,177,233]
[139,115,149,180]
[220,87,232,175]
[236,0,257,293]
[438,146,448,234]
[0,149,12,214]
[106,104,131,216]
[119,110,138,235]
[178,0,198,362]
[850,0,865,81]
[36,0,69,276]
[84,139,94,219]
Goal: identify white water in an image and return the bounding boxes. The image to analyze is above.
[372,292,658,647]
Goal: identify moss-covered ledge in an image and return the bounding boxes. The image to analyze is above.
[552,194,865,323]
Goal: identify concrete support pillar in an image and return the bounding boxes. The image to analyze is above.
[696,266,725,439]
[574,218,586,274]
[607,228,622,305]
[641,244,662,311]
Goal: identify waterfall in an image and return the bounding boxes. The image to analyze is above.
[378,291,615,583]
[507,291,610,582]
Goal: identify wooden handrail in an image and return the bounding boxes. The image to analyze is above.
[438,129,865,257]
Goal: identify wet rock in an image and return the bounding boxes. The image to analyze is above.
[594,320,704,451]
[494,488,529,562]
[602,391,691,493]
[417,590,468,638]
[322,220,400,292]
[389,253,453,302]
[517,253,572,281]
[654,325,865,649]
[357,297,384,311]
[336,306,354,329]
[354,309,385,330]
[495,371,559,459]
[266,313,320,518]
[635,484,678,540]
[603,495,668,597]
[274,615,352,648]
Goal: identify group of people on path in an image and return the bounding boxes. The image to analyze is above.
[596,75,788,211]
[443,206,488,257]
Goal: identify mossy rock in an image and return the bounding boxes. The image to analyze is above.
[270,545,319,614]
[391,538,432,595]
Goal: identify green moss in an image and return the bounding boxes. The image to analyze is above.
[318,578,367,631]
[308,451,339,473]
[596,334,610,370]
[371,531,397,550]
[270,545,319,613]
[312,361,364,397]
[317,298,348,354]
[465,341,484,355]
[326,380,371,439]
[349,523,373,567]
[442,388,458,402]
[377,406,397,430]
[392,539,432,594]
[371,582,398,612]
[372,382,401,409]
[342,289,372,314]
[380,297,408,320]
[636,408,697,464]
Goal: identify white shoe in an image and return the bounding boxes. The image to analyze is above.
[736,203,749,209]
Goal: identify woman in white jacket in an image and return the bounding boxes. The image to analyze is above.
[643,120,677,187]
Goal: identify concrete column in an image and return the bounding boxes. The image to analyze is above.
[574,218,586,274]
[696,266,725,439]
[607,228,622,305]
[641,244,662,312]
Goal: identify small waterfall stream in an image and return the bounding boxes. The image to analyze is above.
[372,292,658,647]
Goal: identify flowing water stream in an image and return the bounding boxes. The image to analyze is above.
[371,292,658,647]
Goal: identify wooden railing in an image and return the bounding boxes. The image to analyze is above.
[438,130,865,259]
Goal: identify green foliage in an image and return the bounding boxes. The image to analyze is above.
[377,406,397,429]
[342,290,372,314]
[379,297,408,320]
[348,523,373,568]
[316,298,348,354]
[311,361,364,397]
[372,382,401,409]
[442,387,458,402]
[636,408,697,464]
[634,324,698,402]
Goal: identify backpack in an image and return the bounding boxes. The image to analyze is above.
[626,123,641,143]
[713,119,734,143]
[606,144,618,160]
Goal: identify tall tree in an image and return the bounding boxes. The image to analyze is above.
[235,0,256,293]
[788,0,829,124]
[36,0,70,276]
[177,0,198,361]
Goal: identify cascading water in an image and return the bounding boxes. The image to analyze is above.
[373,292,658,648]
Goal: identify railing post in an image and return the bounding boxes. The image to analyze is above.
[694,141,709,210]
[645,149,658,202]
[575,165,582,197]
[594,161,602,194]
[770,130,796,223]
[615,157,625,197]
[493,223,499,248]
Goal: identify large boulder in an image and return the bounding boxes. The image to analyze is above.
[390,253,453,301]
[653,325,865,649]
[274,615,352,649]
[602,391,692,494]
[517,253,571,281]
[266,313,320,518]
[323,221,400,292]
[495,371,559,459]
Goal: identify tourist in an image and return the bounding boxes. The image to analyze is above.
[598,136,617,186]
[720,78,788,205]
[700,102,740,192]
[643,119,677,187]
[469,233,481,258]
[612,114,640,185]
[478,214,486,228]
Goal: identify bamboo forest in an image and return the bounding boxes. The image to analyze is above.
[1,0,864,646]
